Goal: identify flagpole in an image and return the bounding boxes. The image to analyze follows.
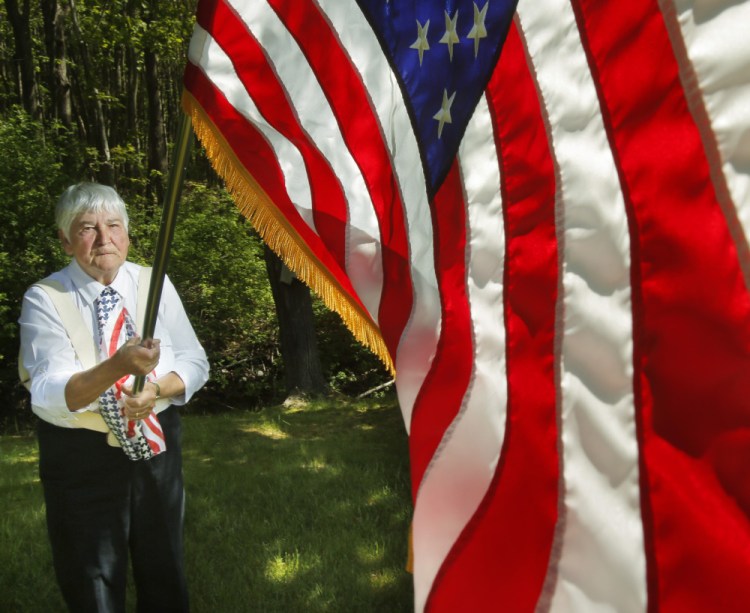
[132,110,194,395]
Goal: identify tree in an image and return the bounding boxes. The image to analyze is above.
[264,245,328,399]
[40,0,72,129]
[4,0,40,118]
[67,0,113,183]
[0,109,70,429]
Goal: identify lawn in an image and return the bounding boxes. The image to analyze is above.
[0,396,414,612]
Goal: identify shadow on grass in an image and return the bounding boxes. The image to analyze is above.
[183,397,413,612]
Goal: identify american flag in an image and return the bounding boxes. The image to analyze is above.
[183,0,750,610]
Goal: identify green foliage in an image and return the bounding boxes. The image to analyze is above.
[0,109,75,424]
[160,183,391,407]
[73,0,197,65]
[124,180,390,408]
[167,184,283,407]
[0,398,412,612]
[315,303,391,397]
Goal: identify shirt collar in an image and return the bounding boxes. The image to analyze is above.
[68,259,127,306]
[109,263,130,298]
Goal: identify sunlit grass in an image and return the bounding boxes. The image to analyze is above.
[265,548,306,583]
[0,396,413,612]
[239,420,290,440]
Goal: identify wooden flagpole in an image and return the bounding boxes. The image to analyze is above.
[132,110,194,394]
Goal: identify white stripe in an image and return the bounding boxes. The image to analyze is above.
[227,0,386,319]
[140,417,166,452]
[412,96,507,612]
[516,3,646,611]
[188,26,315,232]
[670,0,750,244]
[317,0,443,432]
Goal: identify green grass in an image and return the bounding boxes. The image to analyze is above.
[0,396,414,612]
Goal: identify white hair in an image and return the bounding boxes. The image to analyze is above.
[56,183,130,240]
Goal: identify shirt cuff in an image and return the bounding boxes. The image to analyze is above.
[169,362,209,405]
[35,370,101,412]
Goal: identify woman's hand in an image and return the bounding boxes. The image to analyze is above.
[114,337,161,376]
[121,380,161,420]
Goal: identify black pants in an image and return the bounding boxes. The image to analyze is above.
[38,407,188,613]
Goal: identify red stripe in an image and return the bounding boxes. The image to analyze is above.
[573,1,750,609]
[426,24,560,611]
[108,308,131,398]
[183,63,367,314]
[142,414,165,453]
[200,0,349,272]
[108,309,126,357]
[268,0,414,360]
[184,64,288,216]
[409,161,473,497]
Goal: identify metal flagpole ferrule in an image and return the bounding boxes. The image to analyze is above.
[132,110,194,395]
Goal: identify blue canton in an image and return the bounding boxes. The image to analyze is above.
[355,0,518,195]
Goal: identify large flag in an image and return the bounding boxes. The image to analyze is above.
[183,0,750,610]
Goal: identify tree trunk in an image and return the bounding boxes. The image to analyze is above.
[126,47,140,150]
[68,0,113,184]
[124,0,142,180]
[5,0,40,118]
[264,245,328,398]
[41,0,72,129]
[144,47,167,205]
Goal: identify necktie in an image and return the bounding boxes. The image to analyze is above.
[95,286,166,461]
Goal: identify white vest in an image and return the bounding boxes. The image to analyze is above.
[18,267,168,444]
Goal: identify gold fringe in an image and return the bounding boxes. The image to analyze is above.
[182,91,395,375]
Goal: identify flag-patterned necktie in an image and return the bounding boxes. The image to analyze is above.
[95,286,166,461]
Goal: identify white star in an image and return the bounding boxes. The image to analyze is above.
[467,1,489,58]
[410,19,430,66]
[439,10,460,61]
[433,89,456,139]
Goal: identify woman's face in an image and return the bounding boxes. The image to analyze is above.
[61,209,130,285]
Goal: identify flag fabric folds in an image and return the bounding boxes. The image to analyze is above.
[183,0,750,610]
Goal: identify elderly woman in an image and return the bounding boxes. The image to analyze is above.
[19,182,209,612]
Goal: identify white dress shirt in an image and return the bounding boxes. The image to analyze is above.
[19,259,209,428]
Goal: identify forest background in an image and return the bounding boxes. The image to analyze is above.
[0,0,391,432]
